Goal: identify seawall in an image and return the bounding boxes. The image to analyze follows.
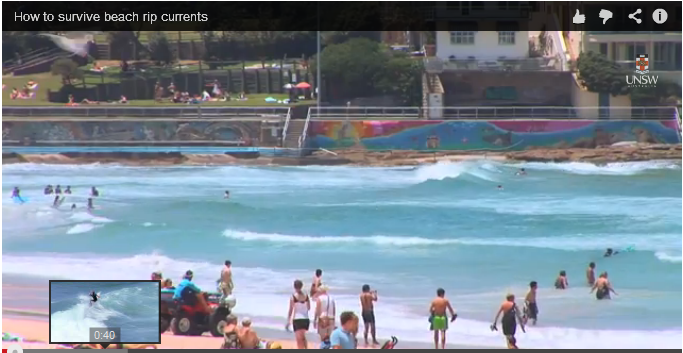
[305,119,682,151]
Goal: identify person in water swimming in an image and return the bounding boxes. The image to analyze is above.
[590,272,618,300]
[10,187,20,198]
[554,270,568,289]
[586,262,596,286]
[515,168,527,176]
[429,288,456,349]
[44,185,54,195]
[492,293,525,349]
[55,185,62,195]
[91,187,99,197]
[71,203,77,210]
[497,185,504,190]
[89,291,100,306]
[224,190,230,199]
[87,198,94,211]
[64,186,72,194]
[604,248,619,257]
[53,195,61,208]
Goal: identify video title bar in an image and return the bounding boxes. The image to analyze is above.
[3,1,682,32]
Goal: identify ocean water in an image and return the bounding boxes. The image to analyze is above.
[49,281,160,343]
[3,161,681,349]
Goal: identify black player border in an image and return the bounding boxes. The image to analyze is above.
[48,279,162,346]
[3,1,682,32]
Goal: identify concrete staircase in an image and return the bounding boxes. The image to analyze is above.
[283,120,307,149]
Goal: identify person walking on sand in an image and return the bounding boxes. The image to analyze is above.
[330,312,359,349]
[360,284,380,346]
[310,269,323,298]
[286,280,310,349]
[586,262,596,286]
[492,293,525,349]
[590,272,618,300]
[429,288,457,349]
[219,260,234,299]
[314,285,336,344]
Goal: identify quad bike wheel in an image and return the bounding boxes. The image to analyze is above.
[170,312,195,335]
[209,307,230,337]
[160,315,171,333]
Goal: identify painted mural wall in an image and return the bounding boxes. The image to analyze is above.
[2,120,268,144]
[307,120,681,151]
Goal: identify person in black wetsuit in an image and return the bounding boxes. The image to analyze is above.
[491,294,525,349]
[89,291,100,306]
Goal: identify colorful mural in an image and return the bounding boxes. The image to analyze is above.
[306,120,681,151]
[2,121,263,143]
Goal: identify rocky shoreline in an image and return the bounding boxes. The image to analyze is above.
[2,144,681,166]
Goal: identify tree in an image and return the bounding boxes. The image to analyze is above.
[148,32,174,65]
[577,51,630,97]
[311,37,423,105]
[631,80,682,106]
[51,58,83,85]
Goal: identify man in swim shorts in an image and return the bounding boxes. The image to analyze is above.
[523,281,539,326]
[590,272,618,300]
[492,293,525,349]
[219,260,234,299]
[429,288,456,349]
[359,284,379,346]
[554,270,568,289]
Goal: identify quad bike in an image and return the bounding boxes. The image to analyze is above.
[160,288,236,337]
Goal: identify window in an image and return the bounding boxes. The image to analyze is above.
[654,42,682,71]
[450,31,475,45]
[599,43,608,56]
[498,31,516,45]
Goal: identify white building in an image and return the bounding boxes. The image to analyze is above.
[435,31,529,61]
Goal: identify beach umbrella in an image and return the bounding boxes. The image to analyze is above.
[38,33,91,57]
[283,83,294,89]
[295,82,311,89]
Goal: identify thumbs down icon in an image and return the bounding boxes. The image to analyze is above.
[599,9,613,24]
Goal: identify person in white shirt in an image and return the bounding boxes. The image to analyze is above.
[314,285,336,343]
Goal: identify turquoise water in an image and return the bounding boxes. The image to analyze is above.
[3,161,681,348]
[50,281,160,343]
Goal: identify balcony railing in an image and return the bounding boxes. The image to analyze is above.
[427,56,566,72]
[1,106,291,119]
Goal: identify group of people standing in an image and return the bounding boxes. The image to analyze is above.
[286,269,380,349]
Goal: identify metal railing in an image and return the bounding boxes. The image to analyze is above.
[299,108,313,149]
[309,106,422,120]
[281,108,293,147]
[2,106,291,119]
[305,106,679,120]
[436,56,564,71]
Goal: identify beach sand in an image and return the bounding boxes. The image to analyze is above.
[2,275,497,349]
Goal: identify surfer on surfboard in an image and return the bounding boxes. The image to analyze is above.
[89,291,100,306]
[10,187,20,199]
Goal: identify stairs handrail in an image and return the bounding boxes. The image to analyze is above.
[281,107,293,147]
[299,107,313,149]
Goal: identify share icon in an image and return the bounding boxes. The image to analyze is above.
[628,8,642,24]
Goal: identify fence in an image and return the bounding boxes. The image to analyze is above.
[307,106,679,120]
[2,106,291,119]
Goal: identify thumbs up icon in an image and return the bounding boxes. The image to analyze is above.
[572,9,586,24]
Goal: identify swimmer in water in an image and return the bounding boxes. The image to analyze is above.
[10,187,20,198]
[515,168,527,176]
[53,195,61,207]
[71,204,77,210]
[44,185,54,195]
[590,272,618,300]
[224,190,230,199]
[91,187,99,197]
[554,270,568,289]
[64,186,72,194]
[604,248,619,257]
[55,185,62,195]
[497,185,504,190]
[87,198,94,211]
